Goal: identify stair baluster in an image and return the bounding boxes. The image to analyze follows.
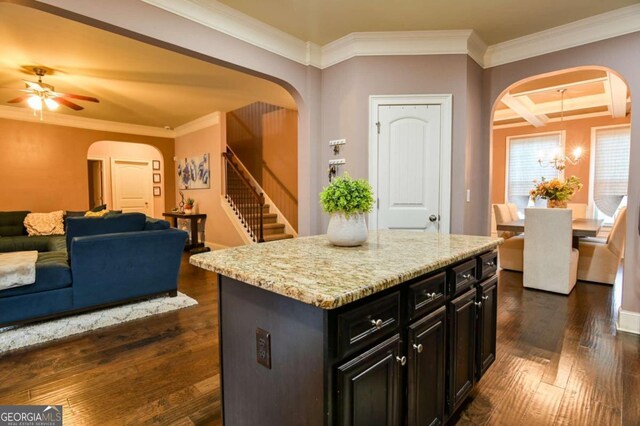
[223,150,265,243]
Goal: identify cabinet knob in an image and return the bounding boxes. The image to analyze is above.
[482,295,489,301]
[475,301,482,307]
[485,261,496,267]
[396,355,407,366]
[462,273,473,280]
[370,319,383,329]
[413,343,424,353]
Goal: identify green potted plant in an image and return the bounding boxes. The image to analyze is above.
[320,173,374,246]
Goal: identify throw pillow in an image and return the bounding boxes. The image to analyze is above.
[24,211,65,236]
[85,209,110,217]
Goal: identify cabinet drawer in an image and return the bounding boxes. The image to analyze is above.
[337,291,401,358]
[448,259,477,297]
[408,272,446,320]
[477,251,498,281]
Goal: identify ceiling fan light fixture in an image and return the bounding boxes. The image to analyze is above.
[27,95,42,110]
[44,98,59,110]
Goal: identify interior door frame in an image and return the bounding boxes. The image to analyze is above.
[369,94,453,233]
[110,157,154,217]
[87,156,107,208]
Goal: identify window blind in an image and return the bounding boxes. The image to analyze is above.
[507,134,561,210]
[593,127,630,217]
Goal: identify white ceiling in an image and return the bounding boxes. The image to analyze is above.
[215,0,638,45]
[0,3,296,128]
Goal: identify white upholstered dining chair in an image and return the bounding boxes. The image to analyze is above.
[577,208,627,285]
[567,203,588,219]
[493,204,524,272]
[524,208,579,295]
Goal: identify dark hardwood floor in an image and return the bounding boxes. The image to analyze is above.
[0,258,638,425]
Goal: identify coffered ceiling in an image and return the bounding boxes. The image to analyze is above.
[215,0,638,45]
[0,3,296,129]
[493,69,631,128]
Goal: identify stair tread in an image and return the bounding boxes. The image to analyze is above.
[263,233,294,242]
[263,223,285,229]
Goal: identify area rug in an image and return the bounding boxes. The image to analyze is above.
[0,292,198,354]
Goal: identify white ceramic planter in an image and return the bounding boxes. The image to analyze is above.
[327,213,368,247]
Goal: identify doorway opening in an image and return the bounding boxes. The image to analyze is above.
[87,158,105,210]
[490,66,631,298]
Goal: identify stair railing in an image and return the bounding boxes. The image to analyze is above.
[222,149,265,242]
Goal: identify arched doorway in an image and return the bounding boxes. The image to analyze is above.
[489,66,631,296]
[88,141,165,218]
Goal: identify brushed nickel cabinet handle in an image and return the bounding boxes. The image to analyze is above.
[413,343,424,353]
[396,356,407,366]
[370,319,383,329]
[482,295,489,301]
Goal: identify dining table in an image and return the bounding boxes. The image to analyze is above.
[496,218,604,249]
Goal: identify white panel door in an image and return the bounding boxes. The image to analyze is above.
[111,159,153,216]
[378,105,441,231]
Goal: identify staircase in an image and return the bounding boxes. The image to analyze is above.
[223,149,294,243]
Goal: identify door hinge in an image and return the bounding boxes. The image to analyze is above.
[376,121,381,134]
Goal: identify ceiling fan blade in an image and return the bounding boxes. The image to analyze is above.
[55,93,99,103]
[7,95,30,103]
[55,97,84,111]
[23,80,44,91]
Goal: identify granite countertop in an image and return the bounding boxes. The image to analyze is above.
[190,230,502,309]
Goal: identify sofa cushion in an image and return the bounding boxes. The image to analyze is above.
[0,211,30,236]
[24,211,65,236]
[0,251,71,298]
[0,235,65,253]
[66,213,147,252]
[145,217,170,231]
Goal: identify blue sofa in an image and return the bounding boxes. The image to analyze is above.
[0,212,188,326]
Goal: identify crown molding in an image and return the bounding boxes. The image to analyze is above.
[134,1,640,69]
[320,30,482,68]
[140,0,314,66]
[484,4,640,68]
[174,111,221,137]
[0,105,175,138]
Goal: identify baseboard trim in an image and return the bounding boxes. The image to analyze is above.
[617,309,640,335]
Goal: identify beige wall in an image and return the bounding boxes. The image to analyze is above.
[320,54,479,234]
[174,112,245,248]
[87,140,165,218]
[484,32,640,315]
[0,118,175,213]
[492,115,632,205]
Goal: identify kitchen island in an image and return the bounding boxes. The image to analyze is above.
[191,230,502,426]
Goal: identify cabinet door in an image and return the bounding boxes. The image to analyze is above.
[447,288,477,413]
[476,276,498,380]
[337,334,403,426]
[408,306,446,426]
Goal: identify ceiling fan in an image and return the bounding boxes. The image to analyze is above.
[7,67,99,113]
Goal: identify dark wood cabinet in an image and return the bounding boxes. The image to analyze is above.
[407,306,446,426]
[447,287,477,413]
[337,334,403,426]
[476,276,498,380]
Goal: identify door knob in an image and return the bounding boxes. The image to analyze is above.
[429,215,438,222]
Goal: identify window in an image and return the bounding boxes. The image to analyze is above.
[506,132,562,211]
[590,126,630,225]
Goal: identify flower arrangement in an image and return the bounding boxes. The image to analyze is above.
[320,173,374,217]
[530,176,583,207]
